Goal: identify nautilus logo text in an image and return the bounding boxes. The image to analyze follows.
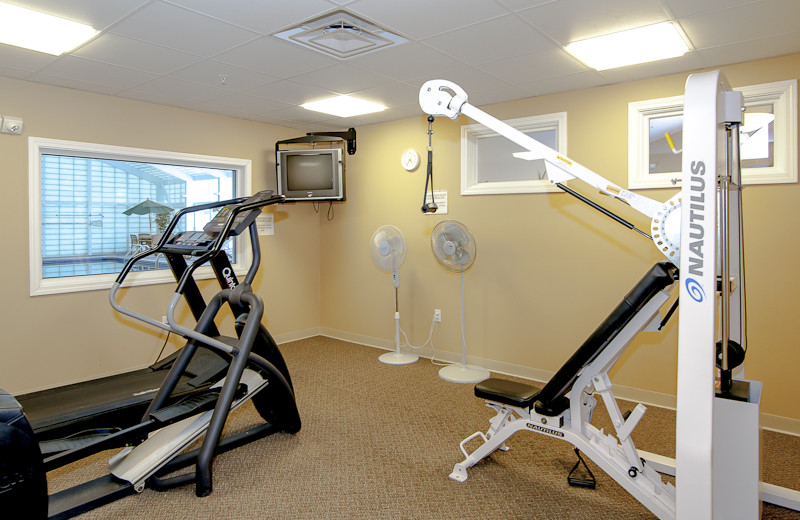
[685,278,705,302]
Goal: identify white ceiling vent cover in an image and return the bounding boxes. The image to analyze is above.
[273,11,407,59]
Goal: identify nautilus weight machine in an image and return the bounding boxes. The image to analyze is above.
[419,70,797,518]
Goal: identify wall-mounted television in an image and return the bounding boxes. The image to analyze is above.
[276,148,344,202]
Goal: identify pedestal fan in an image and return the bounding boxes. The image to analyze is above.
[370,225,419,365]
[431,220,490,383]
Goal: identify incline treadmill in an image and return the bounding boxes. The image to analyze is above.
[0,190,301,519]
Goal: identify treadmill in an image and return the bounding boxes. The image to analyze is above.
[17,190,291,450]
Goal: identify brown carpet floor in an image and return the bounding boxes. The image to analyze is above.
[48,336,800,519]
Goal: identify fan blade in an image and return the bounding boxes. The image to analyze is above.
[452,248,471,265]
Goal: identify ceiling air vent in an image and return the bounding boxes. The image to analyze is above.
[273,11,407,59]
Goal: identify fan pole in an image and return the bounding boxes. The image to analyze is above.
[438,269,490,383]
[378,276,418,365]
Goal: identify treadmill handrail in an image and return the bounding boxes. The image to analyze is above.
[115,196,249,284]
[110,193,283,345]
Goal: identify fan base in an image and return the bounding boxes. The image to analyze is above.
[439,364,490,384]
[379,351,419,365]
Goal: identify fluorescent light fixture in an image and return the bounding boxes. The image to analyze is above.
[0,2,99,55]
[301,95,387,117]
[565,22,688,70]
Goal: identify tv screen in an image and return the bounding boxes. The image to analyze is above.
[277,148,344,201]
[286,154,334,190]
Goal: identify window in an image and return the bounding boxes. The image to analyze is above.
[461,113,566,195]
[29,138,251,296]
[628,79,797,189]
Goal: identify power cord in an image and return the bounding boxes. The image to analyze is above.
[398,310,449,366]
[152,330,171,364]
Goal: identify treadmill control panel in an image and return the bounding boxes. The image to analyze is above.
[159,190,276,256]
[202,190,274,237]
[161,231,217,255]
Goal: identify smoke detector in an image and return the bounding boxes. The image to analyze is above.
[273,11,407,59]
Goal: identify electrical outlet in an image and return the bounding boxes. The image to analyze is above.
[434,309,442,322]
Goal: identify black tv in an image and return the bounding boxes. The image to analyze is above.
[276,148,344,202]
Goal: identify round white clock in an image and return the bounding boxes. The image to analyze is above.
[401,148,420,171]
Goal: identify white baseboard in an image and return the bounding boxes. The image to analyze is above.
[272,327,323,345]
[290,329,800,437]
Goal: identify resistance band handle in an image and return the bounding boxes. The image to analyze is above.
[421,149,437,213]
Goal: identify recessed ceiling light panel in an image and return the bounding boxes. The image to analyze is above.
[274,10,407,59]
[565,22,689,70]
[302,95,387,117]
[0,2,98,55]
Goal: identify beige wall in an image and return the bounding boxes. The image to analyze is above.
[3,54,799,425]
[320,54,800,424]
[0,76,321,394]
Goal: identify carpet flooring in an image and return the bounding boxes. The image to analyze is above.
[48,336,800,519]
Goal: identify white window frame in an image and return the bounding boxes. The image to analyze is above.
[628,79,798,189]
[29,137,252,296]
[461,112,566,195]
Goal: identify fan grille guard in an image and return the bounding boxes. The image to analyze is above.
[370,225,407,272]
[431,220,476,272]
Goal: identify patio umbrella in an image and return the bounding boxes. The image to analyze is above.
[123,199,173,234]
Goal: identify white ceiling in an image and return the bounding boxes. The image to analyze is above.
[2,0,799,131]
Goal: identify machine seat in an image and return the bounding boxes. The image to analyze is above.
[475,379,539,409]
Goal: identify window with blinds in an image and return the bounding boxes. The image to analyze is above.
[29,138,251,295]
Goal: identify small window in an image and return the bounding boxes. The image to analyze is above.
[628,79,797,189]
[461,113,566,195]
[29,138,251,296]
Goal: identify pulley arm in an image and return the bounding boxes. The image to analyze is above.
[419,79,682,264]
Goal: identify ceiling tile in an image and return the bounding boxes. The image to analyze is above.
[73,33,204,74]
[166,59,281,91]
[109,1,259,56]
[422,14,555,65]
[0,66,33,80]
[663,0,762,18]
[246,80,338,105]
[164,0,334,34]
[288,63,391,94]
[193,93,290,114]
[680,0,800,50]
[518,0,669,43]
[122,76,229,104]
[494,0,559,12]
[347,0,509,39]
[214,37,336,78]
[696,32,800,69]
[478,48,588,86]
[0,44,58,73]
[30,55,155,89]
[347,42,465,81]
[118,89,199,109]
[517,70,609,97]
[26,73,127,96]
[348,82,420,108]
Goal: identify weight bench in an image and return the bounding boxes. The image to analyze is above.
[449,262,680,520]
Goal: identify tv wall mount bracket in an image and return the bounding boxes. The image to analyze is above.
[275,128,356,155]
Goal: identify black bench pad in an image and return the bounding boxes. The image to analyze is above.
[475,378,539,408]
